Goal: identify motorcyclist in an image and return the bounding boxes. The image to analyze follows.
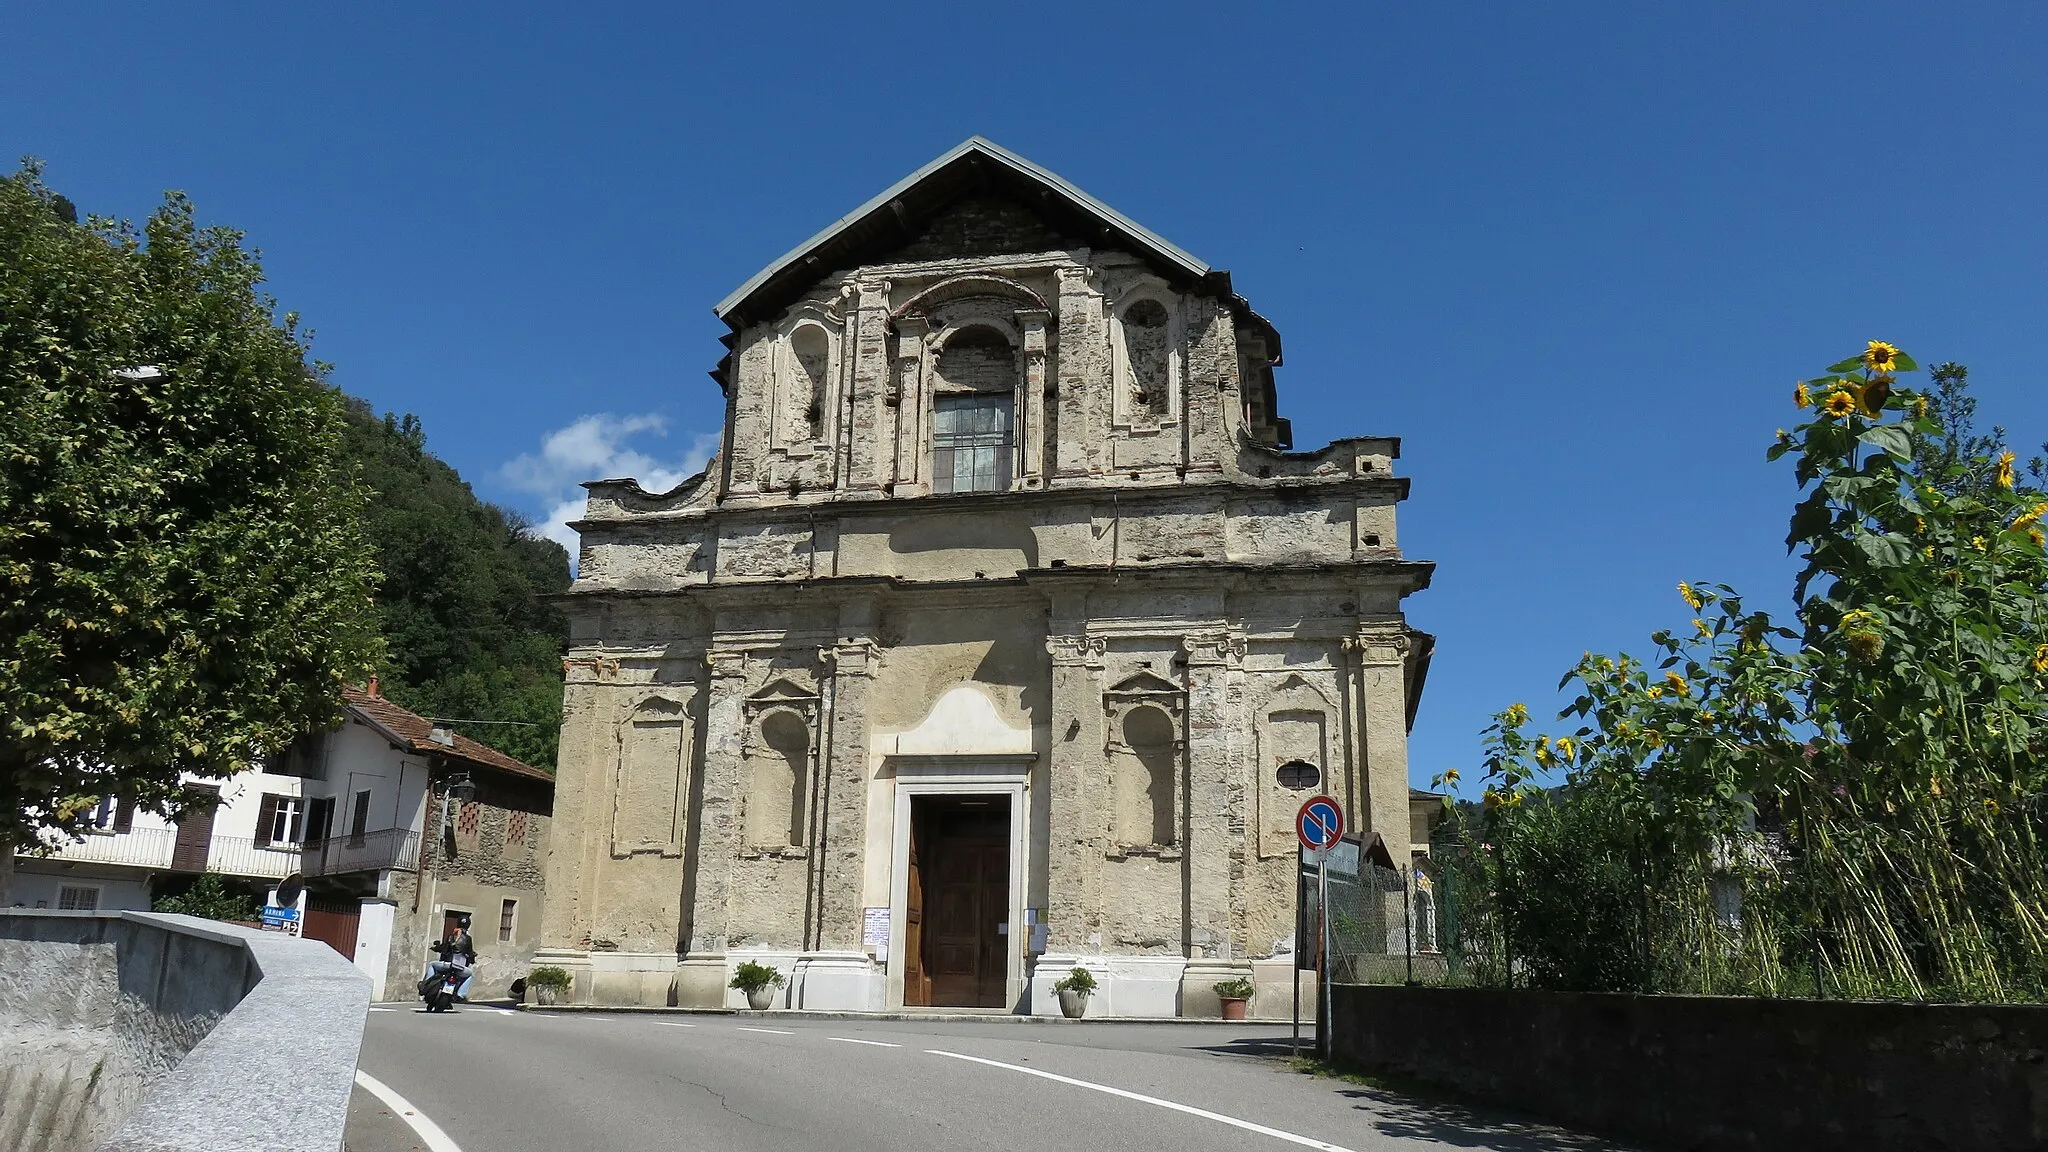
[420,915,478,1002]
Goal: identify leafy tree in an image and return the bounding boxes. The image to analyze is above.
[151,873,260,922]
[1454,343,2048,1001]
[0,164,382,887]
[336,399,570,769]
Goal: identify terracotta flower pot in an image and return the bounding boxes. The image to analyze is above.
[1220,996,1248,1021]
[1057,987,1089,1018]
[746,985,776,1011]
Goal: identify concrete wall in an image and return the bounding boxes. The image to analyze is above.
[0,911,368,1152]
[1329,984,2048,1152]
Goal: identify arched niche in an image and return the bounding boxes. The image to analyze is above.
[742,678,818,852]
[1104,671,1185,853]
[1109,292,1182,429]
[611,692,696,857]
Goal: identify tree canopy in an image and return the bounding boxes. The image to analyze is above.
[339,401,570,770]
[0,162,383,846]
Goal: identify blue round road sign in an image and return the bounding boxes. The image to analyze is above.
[1297,796,1344,851]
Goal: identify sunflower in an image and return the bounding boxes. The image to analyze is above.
[1643,729,1665,749]
[1664,672,1688,694]
[2031,527,2045,550]
[2016,502,2048,530]
[1861,376,1894,415]
[1983,798,2002,817]
[1864,341,1901,372]
[1679,582,1703,610]
[1794,382,1812,409]
[1504,702,1529,728]
[1912,394,1929,420]
[1555,736,1577,762]
[2033,644,2048,675]
[1996,451,2016,489]
[1822,389,1859,418]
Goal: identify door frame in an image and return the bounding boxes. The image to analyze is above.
[886,756,1029,1011]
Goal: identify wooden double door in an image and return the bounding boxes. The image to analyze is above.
[904,796,1011,1008]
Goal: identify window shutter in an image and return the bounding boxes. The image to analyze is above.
[114,797,134,833]
[255,794,279,847]
[288,800,304,845]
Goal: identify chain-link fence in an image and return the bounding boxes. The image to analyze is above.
[1312,855,1474,987]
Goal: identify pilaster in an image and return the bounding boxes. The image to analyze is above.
[1348,623,1414,861]
[1053,265,1103,481]
[1181,629,1247,960]
[847,280,894,492]
[888,313,930,493]
[685,648,750,959]
[1016,308,1051,487]
[1044,592,1105,953]
[816,598,880,949]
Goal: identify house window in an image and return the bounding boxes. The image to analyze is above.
[58,885,99,911]
[932,393,1013,494]
[500,899,517,943]
[348,790,372,846]
[87,795,135,834]
[255,794,304,847]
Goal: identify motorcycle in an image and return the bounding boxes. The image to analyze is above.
[419,940,470,1012]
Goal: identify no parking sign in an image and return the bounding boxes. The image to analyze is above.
[1296,795,1343,861]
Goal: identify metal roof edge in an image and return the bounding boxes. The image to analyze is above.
[713,136,1212,323]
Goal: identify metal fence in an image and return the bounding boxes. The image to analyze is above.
[1316,856,1475,988]
[300,828,420,877]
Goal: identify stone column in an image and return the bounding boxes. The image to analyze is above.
[846,279,894,493]
[889,314,930,493]
[674,647,748,1007]
[1053,265,1103,482]
[1179,628,1249,1016]
[1351,623,1414,862]
[1043,605,1105,955]
[792,597,882,1011]
[1016,308,1050,488]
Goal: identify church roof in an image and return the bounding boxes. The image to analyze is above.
[712,137,1278,362]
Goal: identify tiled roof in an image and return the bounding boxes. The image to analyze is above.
[340,686,552,784]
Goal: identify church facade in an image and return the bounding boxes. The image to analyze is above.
[536,138,1435,1015]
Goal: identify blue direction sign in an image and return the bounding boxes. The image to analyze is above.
[1296,795,1344,853]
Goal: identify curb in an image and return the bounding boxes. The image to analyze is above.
[510,1004,1293,1025]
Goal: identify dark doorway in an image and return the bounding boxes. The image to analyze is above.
[905,795,1010,1008]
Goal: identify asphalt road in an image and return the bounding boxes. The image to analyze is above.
[348,1005,1628,1152]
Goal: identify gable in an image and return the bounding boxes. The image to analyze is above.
[877,194,1084,265]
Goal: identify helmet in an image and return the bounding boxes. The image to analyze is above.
[457,914,471,930]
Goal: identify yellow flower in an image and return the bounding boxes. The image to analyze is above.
[1443,768,1461,783]
[1664,672,1688,694]
[2032,644,2048,675]
[1983,798,2001,817]
[1643,729,1665,749]
[1996,451,2016,489]
[1912,395,1929,420]
[1533,737,1554,768]
[1929,776,1942,797]
[1555,736,1577,762]
[1647,685,1664,699]
[1922,545,1936,560]
[1864,341,1900,372]
[1794,381,1812,409]
[2015,502,2048,530]
[1914,515,1927,533]
[1822,390,1858,418]
[2031,527,2045,549]
[1679,582,1703,610]
[1693,618,1709,636]
[1775,428,1790,444]
[1972,536,1987,551]
[1504,703,1529,728]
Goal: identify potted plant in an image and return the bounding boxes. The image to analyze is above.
[730,961,786,1011]
[1052,966,1096,1019]
[528,965,572,1007]
[1213,976,1255,1021]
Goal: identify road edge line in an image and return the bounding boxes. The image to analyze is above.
[355,1068,465,1152]
[924,1050,1357,1152]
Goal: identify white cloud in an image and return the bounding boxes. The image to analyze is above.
[500,414,716,561]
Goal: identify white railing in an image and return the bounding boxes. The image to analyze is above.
[37,827,303,879]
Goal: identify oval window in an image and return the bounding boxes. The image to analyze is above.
[1276,761,1320,791]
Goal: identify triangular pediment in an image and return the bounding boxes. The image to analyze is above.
[1107,670,1180,696]
[748,677,816,703]
[715,137,1222,331]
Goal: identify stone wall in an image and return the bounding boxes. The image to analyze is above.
[0,910,368,1152]
[1329,984,2048,1152]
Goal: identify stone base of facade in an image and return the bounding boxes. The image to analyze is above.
[1027,954,1191,1018]
[1178,959,1255,1020]
[536,947,679,1007]
[791,950,885,1011]
[1249,957,1316,1021]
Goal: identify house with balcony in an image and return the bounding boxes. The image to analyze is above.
[295,683,555,1002]
[14,681,554,1003]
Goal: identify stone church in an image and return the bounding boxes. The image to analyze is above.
[536,138,1435,1015]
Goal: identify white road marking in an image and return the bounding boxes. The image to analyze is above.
[656,1021,697,1028]
[356,1068,464,1152]
[736,1026,794,1035]
[829,1036,900,1047]
[369,1007,397,1012]
[926,1050,1359,1152]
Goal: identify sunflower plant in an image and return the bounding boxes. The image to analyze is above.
[1449,343,2048,1001]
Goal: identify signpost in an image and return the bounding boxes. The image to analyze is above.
[1294,796,1344,1059]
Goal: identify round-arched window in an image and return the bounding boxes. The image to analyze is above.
[1276,760,1320,791]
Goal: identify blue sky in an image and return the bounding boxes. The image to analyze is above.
[8,4,2047,794]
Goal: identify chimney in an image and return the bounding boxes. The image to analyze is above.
[367,675,381,698]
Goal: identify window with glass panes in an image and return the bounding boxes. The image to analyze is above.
[931,393,1013,494]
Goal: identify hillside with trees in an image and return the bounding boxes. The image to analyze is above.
[339,399,571,771]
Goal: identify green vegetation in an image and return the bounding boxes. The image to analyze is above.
[151,874,261,922]
[1214,977,1256,1000]
[1053,966,1097,994]
[729,961,786,994]
[339,402,569,770]
[526,964,573,990]
[1441,343,2048,1003]
[0,163,383,849]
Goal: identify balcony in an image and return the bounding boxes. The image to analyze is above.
[37,828,303,879]
[300,828,421,878]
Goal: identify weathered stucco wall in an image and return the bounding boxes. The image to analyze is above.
[1332,984,2048,1152]
[536,143,1435,1014]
